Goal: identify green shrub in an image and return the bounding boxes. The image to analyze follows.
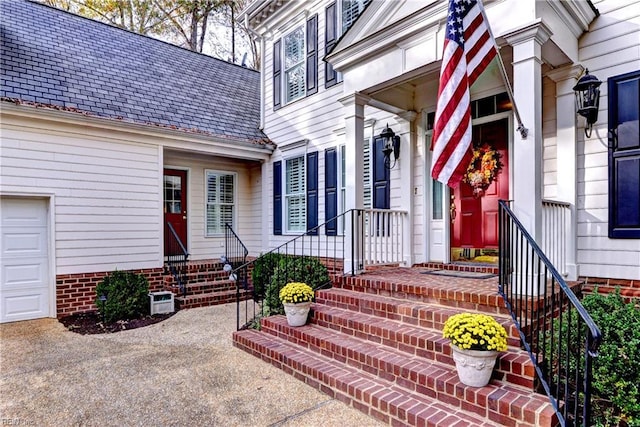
[546,289,640,426]
[95,270,150,323]
[257,254,329,316]
[251,252,285,300]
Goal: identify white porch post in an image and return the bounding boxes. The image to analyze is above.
[547,65,584,281]
[505,23,551,295]
[339,92,368,274]
[395,111,417,267]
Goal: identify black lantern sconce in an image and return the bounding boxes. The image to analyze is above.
[573,69,602,138]
[379,124,401,169]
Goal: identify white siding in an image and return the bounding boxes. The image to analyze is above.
[163,152,263,259]
[575,0,640,279]
[0,118,161,275]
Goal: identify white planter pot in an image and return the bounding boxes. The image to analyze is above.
[283,302,311,327]
[451,345,499,387]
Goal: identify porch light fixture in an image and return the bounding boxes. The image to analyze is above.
[379,124,401,169]
[573,69,602,138]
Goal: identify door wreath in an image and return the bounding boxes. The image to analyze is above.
[463,144,503,197]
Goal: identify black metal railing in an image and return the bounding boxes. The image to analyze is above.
[498,200,602,426]
[233,210,368,331]
[224,222,249,329]
[166,222,189,297]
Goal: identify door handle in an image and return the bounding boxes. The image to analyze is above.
[182,216,187,220]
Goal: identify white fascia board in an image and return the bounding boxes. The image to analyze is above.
[0,103,273,162]
[327,3,446,73]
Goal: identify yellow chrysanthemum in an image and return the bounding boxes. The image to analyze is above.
[442,313,508,352]
[279,282,314,304]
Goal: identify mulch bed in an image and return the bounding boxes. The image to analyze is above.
[59,311,176,334]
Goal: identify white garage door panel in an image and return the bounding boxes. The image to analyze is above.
[3,231,47,254]
[2,291,48,321]
[3,261,47,288]
[0,197,51,323]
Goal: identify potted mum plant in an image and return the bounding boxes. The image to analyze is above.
[279,282,314,327]
[442,312,508,387]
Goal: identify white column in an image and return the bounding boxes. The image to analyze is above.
[505,23,551,295]
[339,92,369,273]
[395,111,417,267]
[546,65,584,281]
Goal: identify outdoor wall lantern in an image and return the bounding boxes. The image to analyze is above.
[573,69,602,138]
[380,124,401,169]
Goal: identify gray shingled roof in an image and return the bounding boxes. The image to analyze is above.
[1,0,269,145]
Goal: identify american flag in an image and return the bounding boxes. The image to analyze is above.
[430,0,498,187]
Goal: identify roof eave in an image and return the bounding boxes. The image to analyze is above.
[1,100,274,161]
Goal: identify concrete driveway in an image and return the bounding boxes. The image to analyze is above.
[0,303,383,426]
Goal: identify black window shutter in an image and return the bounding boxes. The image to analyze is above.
[608,70,640,238]
[306,14,318,96]
[325,2,338,88]
[372,136,390,209]
[273,39,282,110]
[273,161,282,235]
[325,148,338,236]
[306,151,319,235]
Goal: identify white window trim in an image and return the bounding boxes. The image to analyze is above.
[205,170,236,237]
[281,21,307,106]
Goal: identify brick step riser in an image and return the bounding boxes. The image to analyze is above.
[331,282,511,316]
[233,330,555,427]
[175,291,250,310]
[308,308,534,390]
[315,291,521,346]
[164,270,231,285]
[261,316,535,401]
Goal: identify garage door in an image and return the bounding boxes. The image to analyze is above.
[1,197,51,323]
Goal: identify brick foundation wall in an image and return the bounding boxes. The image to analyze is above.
[580,276,640,301]
[56,267,165,317]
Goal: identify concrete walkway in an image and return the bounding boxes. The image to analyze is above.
[0,304,383,426]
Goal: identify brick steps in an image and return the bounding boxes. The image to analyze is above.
[336,275,510,316]
[260,316,545,425]
[316,288,522,347]
[164,259,247,311]
[310,302,534,389]
[233,329,502,427]
[232,269,558,426]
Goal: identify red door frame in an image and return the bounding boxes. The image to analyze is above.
[451,118,509,251]
[164,168,188,256]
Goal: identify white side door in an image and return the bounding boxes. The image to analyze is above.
[0,197,51,323]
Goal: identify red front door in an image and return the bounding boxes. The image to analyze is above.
[164,169,187,256]
[451,119,509,262]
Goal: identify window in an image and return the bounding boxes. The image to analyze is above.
[284,25,306,103]
[324,141,371,236]
[273,16,318,109]
[325,0,371,88]
[341,0,370,33]
[608,70,640,238]
[274,152,319,235]
[285,156,306,233]
[205,171,235,236]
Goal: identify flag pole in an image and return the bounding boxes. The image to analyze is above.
[478,1,528,139]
